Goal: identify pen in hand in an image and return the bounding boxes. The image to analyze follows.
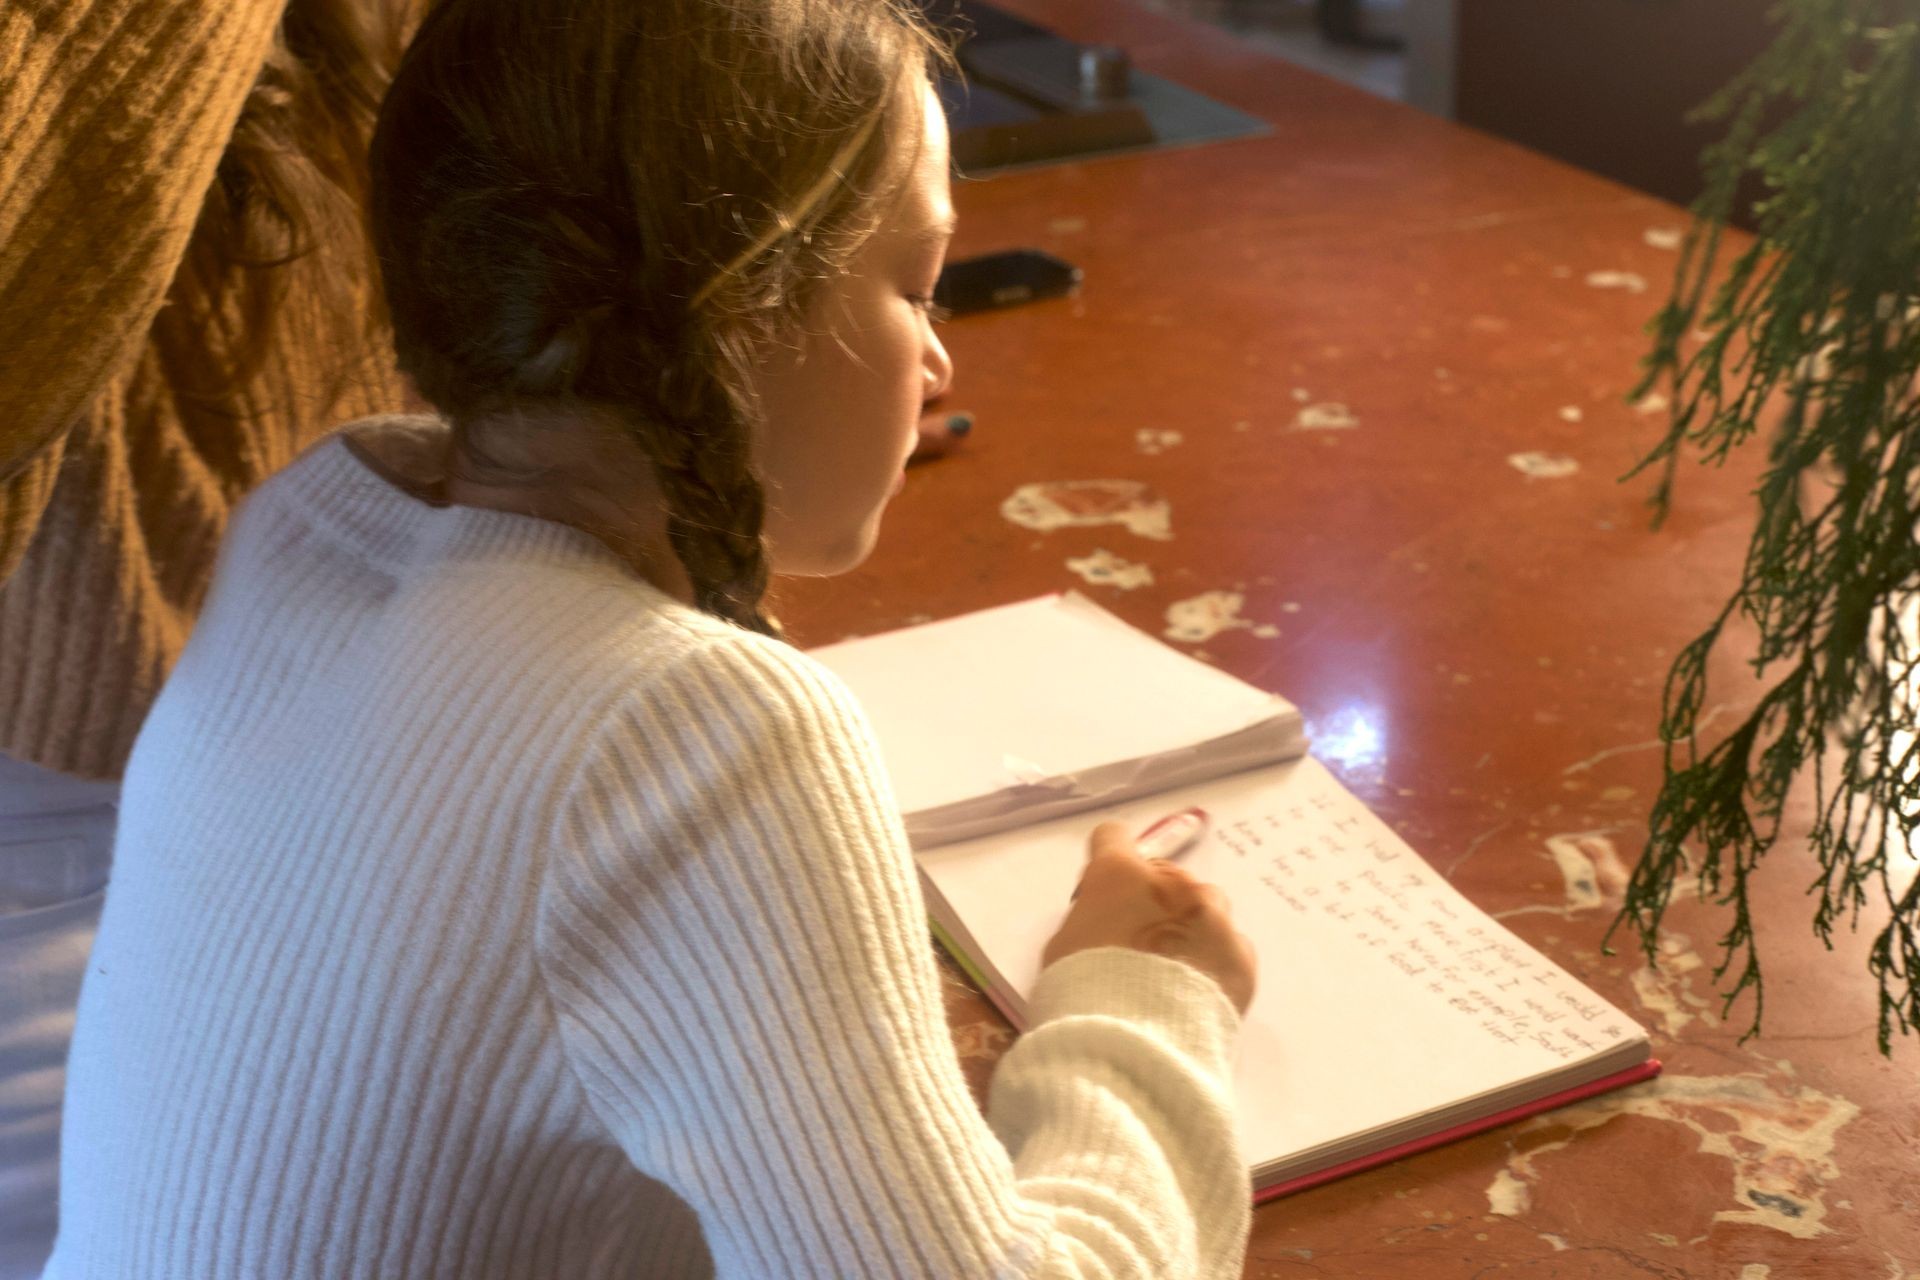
[1135,807,1210,862]
[1071,807,1210,900]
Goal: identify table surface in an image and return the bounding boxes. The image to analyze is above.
[771,3,1920,1275]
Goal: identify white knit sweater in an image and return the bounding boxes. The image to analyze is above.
[46,418,1250,1280]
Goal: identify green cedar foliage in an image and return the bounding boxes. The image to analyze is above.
[1613,0,1920,1052]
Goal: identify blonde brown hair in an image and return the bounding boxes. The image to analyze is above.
[368,0,951,634]
[154,0,419,410]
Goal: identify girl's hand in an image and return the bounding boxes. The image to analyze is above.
[1042,822,1258,1015]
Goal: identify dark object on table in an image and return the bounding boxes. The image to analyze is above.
[909,412,975,466]
[934,249,1081,316]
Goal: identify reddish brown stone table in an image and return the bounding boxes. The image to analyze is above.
[772,3,1920,1274]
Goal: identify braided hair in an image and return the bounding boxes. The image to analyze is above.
[369,0,948,634]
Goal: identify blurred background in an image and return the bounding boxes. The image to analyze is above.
[1146,0,1775,217]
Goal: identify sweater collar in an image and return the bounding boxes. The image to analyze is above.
[270,415,624,575]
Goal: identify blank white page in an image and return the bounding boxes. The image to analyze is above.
[810,593,1301,819]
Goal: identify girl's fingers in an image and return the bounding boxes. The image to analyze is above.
[1144,861,1226,917]
[1086,821,1140,862]
[1070,822,1140,901]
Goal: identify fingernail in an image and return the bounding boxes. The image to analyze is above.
[945,411,974,437]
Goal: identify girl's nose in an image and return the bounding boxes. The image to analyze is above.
[924,330,954,403]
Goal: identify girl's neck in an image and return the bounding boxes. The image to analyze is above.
[344,417,696,605]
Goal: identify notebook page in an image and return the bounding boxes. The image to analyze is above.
[918,757,1647,1169]
[809,594,1302,819]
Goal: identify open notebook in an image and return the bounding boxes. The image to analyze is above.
[810,594,1658,1201]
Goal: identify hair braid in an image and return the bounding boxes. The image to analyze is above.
[631,332,780,637]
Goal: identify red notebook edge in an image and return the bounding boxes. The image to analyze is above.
[926,922,1665,1207]
[1251,1056,1665,1204]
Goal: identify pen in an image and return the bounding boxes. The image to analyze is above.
[1071,805,1211,901]
[908,411,974,465]
[1136,807,1210,862]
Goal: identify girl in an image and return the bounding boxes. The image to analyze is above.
[47,1,1257,1276]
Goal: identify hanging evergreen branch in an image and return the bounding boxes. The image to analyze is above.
[1611,0,1920,1052]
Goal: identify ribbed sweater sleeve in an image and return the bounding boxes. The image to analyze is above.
[537,631,1250,1279]
[0,0,286,575]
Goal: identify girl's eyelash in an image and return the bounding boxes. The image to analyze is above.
[907,294,953,325]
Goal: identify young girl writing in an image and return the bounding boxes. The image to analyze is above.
[47,1,1258,1276]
